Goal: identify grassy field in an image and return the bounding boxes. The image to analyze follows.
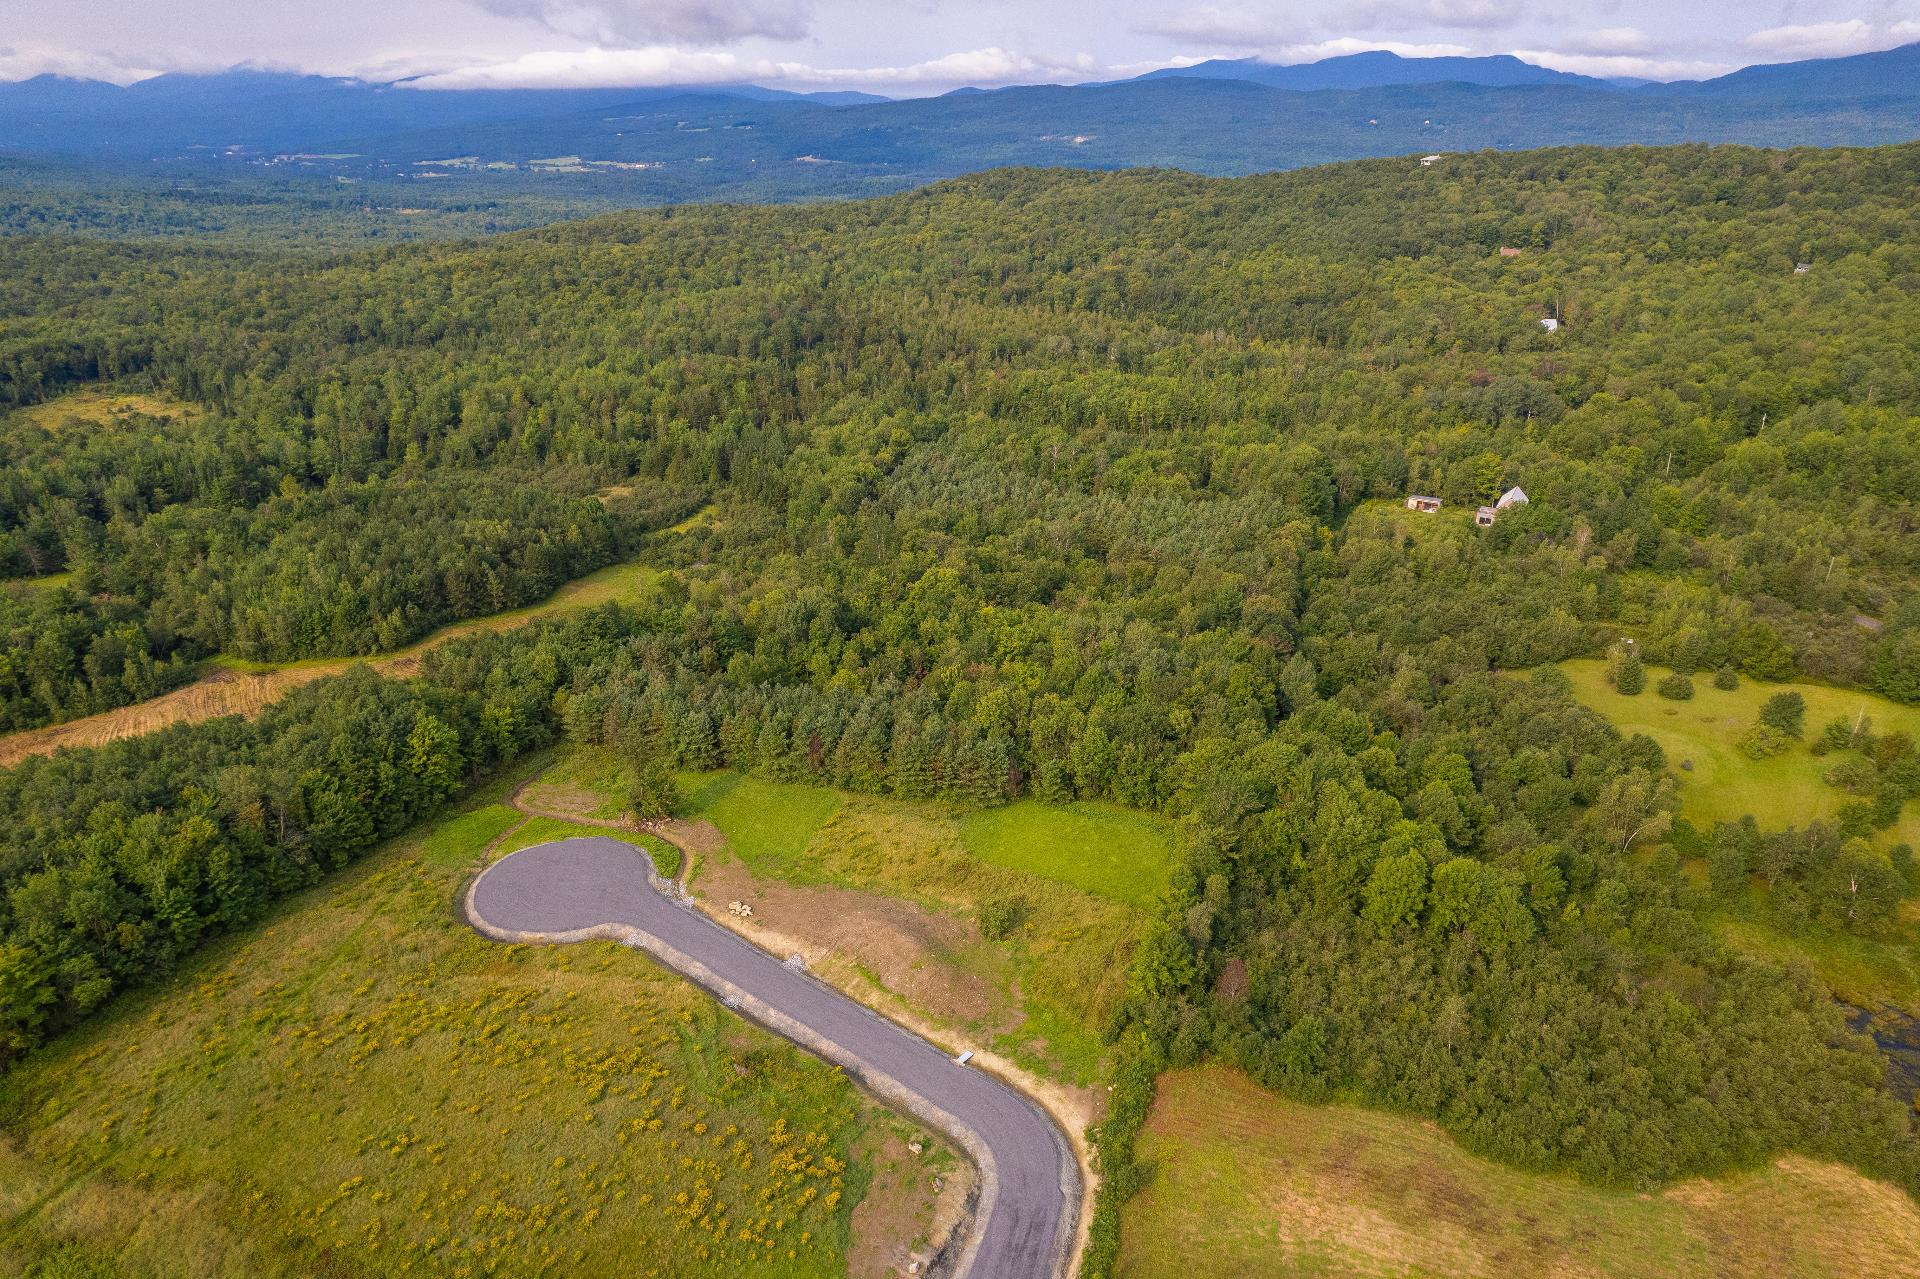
[1715,911,1920,1011]
[0,771,937,1279]
[958,801,1174,911]
[0,572,71,592]
[14,388,202,432]
[1117,1066,1920,1279]
[676,773,844,876]
[1561,658,1920,846]
[659,767,1149,1084]
[1562,658,1920,1008]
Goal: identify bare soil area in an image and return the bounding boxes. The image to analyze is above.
[848,1130,976,1279]
[692,850,1014,1032]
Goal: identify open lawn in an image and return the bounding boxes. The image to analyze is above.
[958,800,1173,911]
[675,772,843,876]
[0,772,939,1279]
[1117,1066,1920,1279]
[1561,658,1920,846]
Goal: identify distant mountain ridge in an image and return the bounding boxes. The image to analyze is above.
[0,43,1914,208]
[1131,49,1618,91]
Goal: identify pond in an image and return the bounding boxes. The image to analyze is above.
[1845,1002,1920,1107]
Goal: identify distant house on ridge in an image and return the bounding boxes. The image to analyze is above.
[1406,495,1443,514]
[1420,154,1442,167]
[1498,246,1523,257]
[1476,486,1529,527]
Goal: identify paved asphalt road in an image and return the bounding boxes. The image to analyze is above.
[467,835,1077,1279]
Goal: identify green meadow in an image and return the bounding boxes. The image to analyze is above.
[0,774,892,1279]
[1561,658,1920,847]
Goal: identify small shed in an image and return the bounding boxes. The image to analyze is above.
[1498,246,1523,258]
[1794,262,1812,274]
[1406,495,1443,514]
[1539,317,1560,332]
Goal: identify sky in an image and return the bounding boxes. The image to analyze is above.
[2,1,1918,93]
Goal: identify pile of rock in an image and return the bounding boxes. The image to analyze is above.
[726,900,754,918]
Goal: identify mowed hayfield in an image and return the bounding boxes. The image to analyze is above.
[1561,658,1920,847]
[1117,1067,1920,1279]
[0,767,929,1279]
[0,555,663,768]
[659,767,1170,1083]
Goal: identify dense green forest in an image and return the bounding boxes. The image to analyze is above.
[2,142,1919,1268]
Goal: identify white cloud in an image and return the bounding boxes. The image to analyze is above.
[467,0,810,46]
[1263,36,1476,62]
[1514,47,1732,80]
[1135,6,1306,48]
[1557,26,1652,56]
[1346,0,1525,32]
[1138,0,1521,48]
[0,44,168,84]
[1742,19,1877,59]
[405,44,1101,92]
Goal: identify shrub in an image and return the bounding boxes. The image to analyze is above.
[1530,665,1573,694]
[1739,723,1793,759]
[625,754,681,820]
[1820,713,1871,753]
[1825,756,1880,795]
[978,893,1031,940]
[1657,673,1694,700]
[1712,668,1740,690]
[1872,730,1914,767]
[1759,691,1806,739]
[1891,843,1917,889]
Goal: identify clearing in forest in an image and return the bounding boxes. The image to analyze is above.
[1562,658,1920,1010]
[14,388,202,432]
[0,555,663,767]
[0,768,950,1279]
[1117,1066,1920,1279]
[1561,658,1920,846]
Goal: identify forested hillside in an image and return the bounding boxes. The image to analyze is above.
[2,142,1919,1268]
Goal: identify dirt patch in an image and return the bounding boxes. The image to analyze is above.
[518,781,611,821]
[1214,956,1248,1001]
[657,817,729,863]
[848,1130,975,1279]
[693,852,1011,1031]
